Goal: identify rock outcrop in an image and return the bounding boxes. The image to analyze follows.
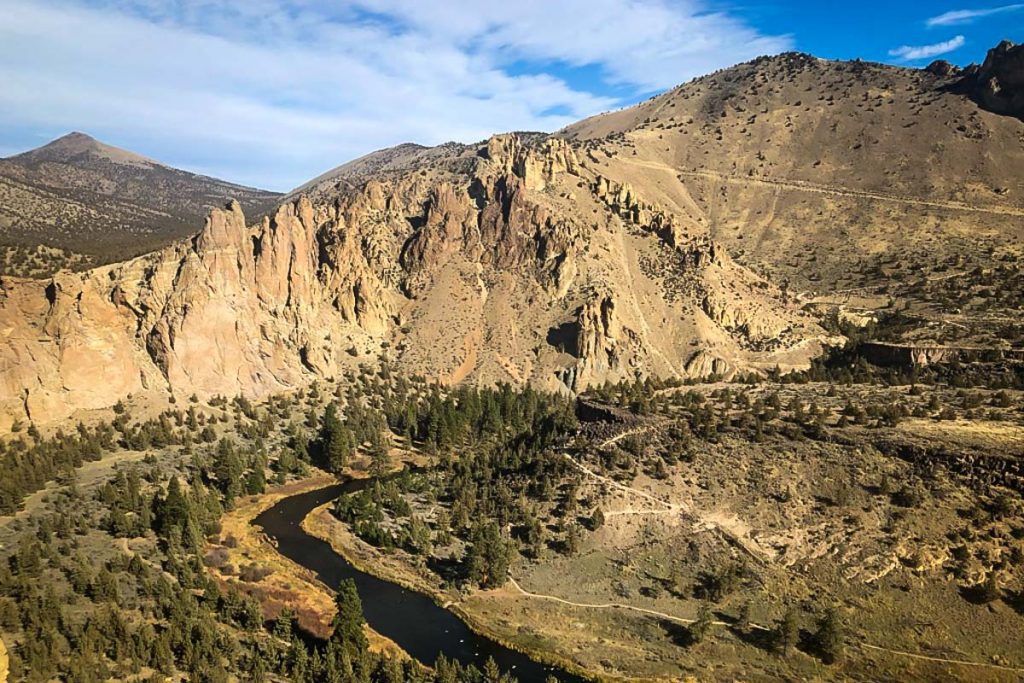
[950,40,1024,119]
[859,342,1024,368]
[0,132,826,429]
[925,60,959,79]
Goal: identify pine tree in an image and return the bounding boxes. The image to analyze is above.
[213,439,244,505]
[245,466,266,496]
[320,403,354,473]
[565,522,581,556]
[814,608,844,664]
[774,608,800,656]
[688,603,714,644]
[273,608,294,642]
[155,477,190,538]
[369,437,391,479]
[331,579,368,658]
[482,656,506,683]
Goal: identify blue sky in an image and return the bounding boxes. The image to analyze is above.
[0,0,1020,191]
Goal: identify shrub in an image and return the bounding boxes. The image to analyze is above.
[239,563,273,582]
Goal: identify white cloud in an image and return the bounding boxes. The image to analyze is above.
[888,35,966,61]
[926,4,1023,27]
[0,0,790,191]
[352,0,792,91]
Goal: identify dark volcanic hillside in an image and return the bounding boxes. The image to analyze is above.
[0,132,281,276]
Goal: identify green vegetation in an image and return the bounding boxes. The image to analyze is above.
[2,353,1022,681]
[329,382,578,588]
[0,369,534,682]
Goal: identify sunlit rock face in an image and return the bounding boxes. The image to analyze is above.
[0,130,825,428]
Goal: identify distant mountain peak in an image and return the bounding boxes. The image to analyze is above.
[11,131,161,168]
[0,131,282,277]
[55,131,94,143]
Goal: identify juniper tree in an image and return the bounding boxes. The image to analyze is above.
[688,603,715,644]
[774,607,800,656]
[813,608,845,664]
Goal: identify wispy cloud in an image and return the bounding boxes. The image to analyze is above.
[0,0,791,191]
[889,35,966,61]
[926,4,1023,27]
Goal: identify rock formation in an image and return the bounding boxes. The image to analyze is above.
[0,132,824,428]
[949,40,1024,119]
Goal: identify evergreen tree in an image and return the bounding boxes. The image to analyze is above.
[814,608,844,664]
[369,436,391,479]
[245,466,266,496]
[320,403,354,473]
[154,477,190,538]
[688,603,714,644]
[331,579,368,659]
[774,608,800,656]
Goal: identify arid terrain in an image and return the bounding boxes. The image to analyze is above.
[4,45,1024,431]
[0,38,1022,683]
[0,132,281,276]
[295,372,1024,681]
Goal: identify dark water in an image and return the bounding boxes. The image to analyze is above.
[253,481,586,682]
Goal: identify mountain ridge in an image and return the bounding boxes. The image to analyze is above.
[0,131,282,276]
[1,42,1022,429]
[11,131,161,168]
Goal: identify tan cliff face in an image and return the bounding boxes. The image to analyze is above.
[0,132,825,428]
[8,46,1024,429]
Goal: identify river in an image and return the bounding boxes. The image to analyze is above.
[253,480,587,682]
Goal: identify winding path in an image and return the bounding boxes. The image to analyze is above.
[554,421,1024,675]
[557,419,1024,675]
[566,422,770,562]
[507,577,1024,675]
[674,168,1024,218]
[617,156,1024,218]
[563,424,677,514]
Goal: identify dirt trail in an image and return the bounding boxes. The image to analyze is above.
[567,422,772,563]
[565,424,676,511]
[555,420,1024,675]
[506,577,1024,675]
[618,157,1024,218]
[564,450,677,512]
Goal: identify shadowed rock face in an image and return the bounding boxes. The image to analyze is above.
[0,133,823,428]
[950,40,1024,120]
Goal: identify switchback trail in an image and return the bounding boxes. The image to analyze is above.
[556,421,1024,676]
[565,421,771,563]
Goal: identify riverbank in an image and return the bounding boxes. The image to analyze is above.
[302,502,607,682]
[204,473,404,656]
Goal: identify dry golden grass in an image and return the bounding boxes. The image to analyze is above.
[303,504,442,600]
[896,418,1024,450]
[0,634,8,683]
[204,473,402,656]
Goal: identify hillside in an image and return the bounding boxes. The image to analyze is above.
[0,132,281,276]
[0,133,825,428]
[561,49,1024,349]
[1,44,1023,428]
